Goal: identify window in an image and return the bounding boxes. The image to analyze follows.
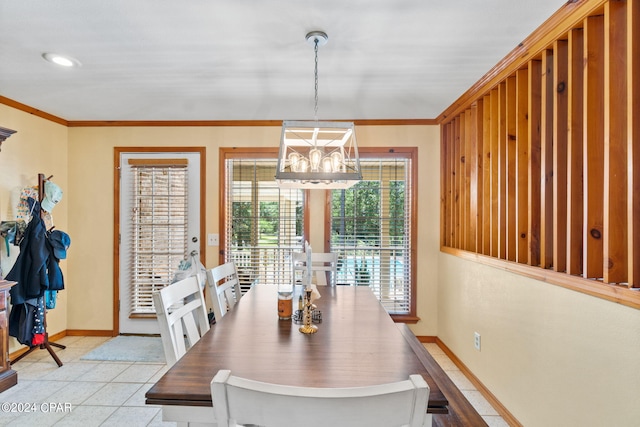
[222,150,305,291]
[328,149,416,318]
[128,159,188,315]
[221,147,418,320]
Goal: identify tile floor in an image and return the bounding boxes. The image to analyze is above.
[423,343,509,427]
[0,336,508,426]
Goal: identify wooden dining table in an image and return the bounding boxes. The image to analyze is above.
[146,284,448,425]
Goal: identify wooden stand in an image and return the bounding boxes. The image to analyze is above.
[9,173,66,367]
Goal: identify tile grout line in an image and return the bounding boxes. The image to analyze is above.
[423,343,508,426]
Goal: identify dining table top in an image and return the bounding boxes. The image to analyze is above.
[145,284,448,413]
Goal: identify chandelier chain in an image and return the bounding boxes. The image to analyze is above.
[314,37,319,122]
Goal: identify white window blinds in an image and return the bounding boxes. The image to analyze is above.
[224,158,304,290]
[330,158,413,314]
[128,159,188,315]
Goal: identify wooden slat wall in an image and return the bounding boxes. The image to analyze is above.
[441,124,451,247]
[490,88,499,258]
[515,69,529,264]
[468,105,479,253]
[474,100,484,255]
[604,0,628,284]
[453,119,462,248]
[439,0,639,303]
[505,76,517,262]
[630,0,640,288]
[528,60,542,268]
[482,95,492,256]
[553,40,569,274]
[461,112,469,251]
[498,83,507,260]
[583,14,605,279]
[567,28,585,277]
[541,49,554,269]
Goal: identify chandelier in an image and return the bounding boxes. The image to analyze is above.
[276,31,362,189]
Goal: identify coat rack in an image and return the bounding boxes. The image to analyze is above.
[10,173,66,367]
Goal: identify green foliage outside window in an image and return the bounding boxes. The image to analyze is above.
[331,181,381,247]
[232,202,252,247]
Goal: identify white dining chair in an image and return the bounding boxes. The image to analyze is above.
[211,369,430,427]
[152,275,210,367]
[206,261,243,322]
[292,251,338,286]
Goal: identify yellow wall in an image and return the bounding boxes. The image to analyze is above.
[0,105,69,353]
[65,124,442,334]
[438,253,640,426]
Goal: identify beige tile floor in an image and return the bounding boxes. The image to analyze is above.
[0,336,508,426]
[423,343,509,427]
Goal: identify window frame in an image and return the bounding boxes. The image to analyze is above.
[220,147,419,322]
[219,147,310,267]
[324,147,419,323]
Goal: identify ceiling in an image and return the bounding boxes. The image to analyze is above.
[0,1,567,122]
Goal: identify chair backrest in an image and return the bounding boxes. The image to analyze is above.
[211,370,429,427]
[152,276,210,367]
[206,261,243,322]
[292,251,338,286]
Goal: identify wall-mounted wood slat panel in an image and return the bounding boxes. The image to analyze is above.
[583,14,605,279]
[439,0,639,308]
[629,0,640,288]
[529,60,542,267]
[451,118,460,249]
[463,110,472,251]
[459,113,468,250]
[516,68,530,264]
[567,28,585,277]
[541,49,555,269]
[553,40,569,273]
[442,123,452,247]
[469,105,479,253]
[449,121,456,247]
[476,98,485,253]
[604,0,628,284]
[490,88,500,258]
[498,82,507,260]
[440,125,445,246]
[505,76,517,262]
[458,115,466,249]
[482,95,492,255]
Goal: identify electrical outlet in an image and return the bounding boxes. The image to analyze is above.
[207,233,219,246]
[474,332,481,351]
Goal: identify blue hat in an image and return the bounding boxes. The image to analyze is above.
[49,230,71,259]
[42,181,63,213]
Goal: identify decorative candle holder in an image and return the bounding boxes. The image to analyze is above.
[293,309,322,324]
[298,288,318,334]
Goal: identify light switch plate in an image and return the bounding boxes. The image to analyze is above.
[207,233,219,246]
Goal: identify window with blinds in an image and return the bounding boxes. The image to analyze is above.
[224,158,305,291]
[128,160,188,315]
[330,156,413,315]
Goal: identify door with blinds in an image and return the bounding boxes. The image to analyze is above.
[119,152,201,334]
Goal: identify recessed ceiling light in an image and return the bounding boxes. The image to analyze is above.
[42,53,81,68]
